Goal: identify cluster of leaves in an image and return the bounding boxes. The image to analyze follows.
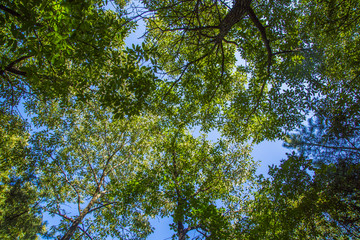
[239,154,357,239]
[1,0,360,239]
[141,0,360,143]
[142,128,257,239]
[0,109,44,239]
[283,115,360,238]
[0,0,158,117]
[27,95,164,239]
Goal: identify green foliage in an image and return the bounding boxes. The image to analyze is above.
[1,0,360,238]
[0,110,44,239]
[141,0,360,143]
[138,128,257,239]
[0,0,157,116]
[285,114,360,237]
[239,154,354,239]
[27,95,161,239]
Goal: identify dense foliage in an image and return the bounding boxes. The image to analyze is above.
[1,0,359,239]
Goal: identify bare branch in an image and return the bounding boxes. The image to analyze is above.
[208,42,225,103]
[3,67,27,76]
[157,25,219,32]
[304,142,360,152]
[60,190,104,240]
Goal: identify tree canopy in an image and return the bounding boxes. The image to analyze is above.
[1,0,360,239]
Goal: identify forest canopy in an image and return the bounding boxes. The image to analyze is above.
[1,0,359,239]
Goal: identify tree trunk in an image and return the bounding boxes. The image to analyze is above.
[216,0,252,41]
[177,221,187,240]
[60,191,103,240]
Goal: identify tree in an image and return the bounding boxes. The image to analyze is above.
[25,88,260,239]
[140,128,257,239]
[284,115,360,237]
[27,92,259,239]
[280,0,360,234]
[0,109,44,239]
[238,154,357,239]
[1,0,360,238]
[27,95,162,239]
[3,0,360,138]
[139,0,360,141]
[0,0,157,117]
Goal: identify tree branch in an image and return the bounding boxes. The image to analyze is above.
[79,145,100,186]
[305,142,360,152]
[247,7,272,72]
[162,45,216,99]
[243,7,274,123]
[273,48,311,56]
[0,4,22,18]
[245,79,267,123]
[216,0,252,42]
[54,161,82,215]
[88,201,117,214]
[60,190,104,240]
[52,211,94,240]
[0,55,33,77]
